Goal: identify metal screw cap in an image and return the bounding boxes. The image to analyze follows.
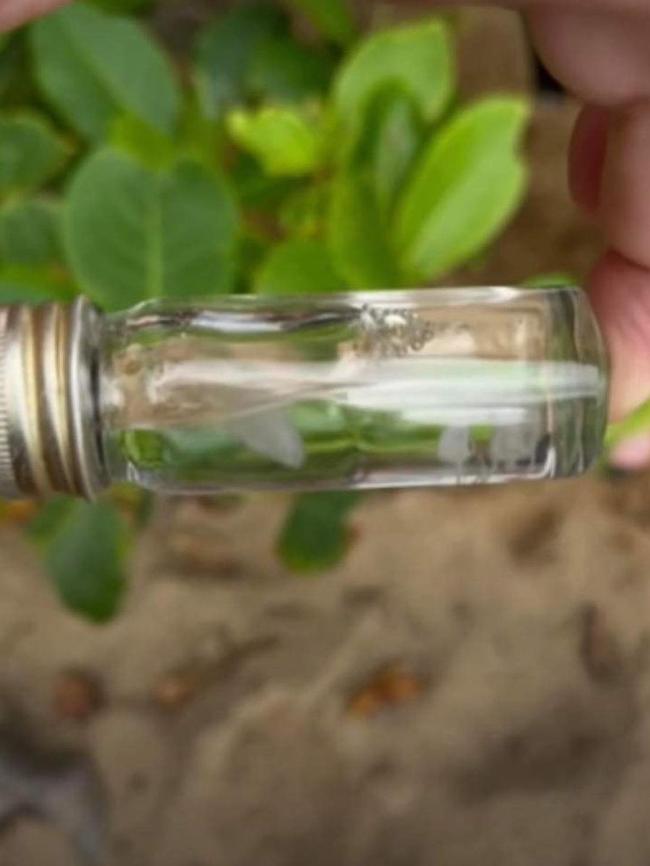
[0,298,107,500]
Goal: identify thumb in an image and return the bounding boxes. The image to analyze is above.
[0,0,69,31]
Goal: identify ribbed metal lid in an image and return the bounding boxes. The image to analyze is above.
[0,307,21,499]
[0,299,107,501]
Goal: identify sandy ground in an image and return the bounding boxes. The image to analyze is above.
[2,475,650,866]
[2,8,646,866]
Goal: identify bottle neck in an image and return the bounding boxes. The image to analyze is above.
[0,298,108,499]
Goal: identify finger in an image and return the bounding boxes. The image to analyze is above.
[527,7,650,439]
[599,103,650,271]
[528,8,650,105]
[0,0,68,31]
[589,252,650,421]
[568,105,609,215]
[589,251,650,467]
[500,5,650,447]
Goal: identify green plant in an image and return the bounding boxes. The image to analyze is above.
[0,0,530,620]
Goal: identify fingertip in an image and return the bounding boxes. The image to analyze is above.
[569,105,609,214]
[588,251,650,420]
[610,434,650,469]
[599,101,650,271]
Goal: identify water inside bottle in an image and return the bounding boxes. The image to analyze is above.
[103,293,607,492]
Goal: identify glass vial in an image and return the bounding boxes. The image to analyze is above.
[0,287,608,499]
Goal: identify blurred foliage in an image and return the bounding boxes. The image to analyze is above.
[606,404,650,453]
[278,491,362,572]
[28,497,130,622]
[0,0,530,616]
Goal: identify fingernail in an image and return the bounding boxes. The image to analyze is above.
[611,435,650,469]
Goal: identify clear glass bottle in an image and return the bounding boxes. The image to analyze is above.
[0,287,608,500]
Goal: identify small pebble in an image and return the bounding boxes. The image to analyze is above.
[153,668,203,711]
[348,665,424,719]
[52,670,104,722]
[1,500,40,525]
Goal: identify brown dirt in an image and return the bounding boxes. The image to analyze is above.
[2,474,650,865]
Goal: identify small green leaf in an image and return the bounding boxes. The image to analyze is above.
[285,0,356,45]
[64,148,239,310]
[0,198,62,266]
[255,239,341,295]
[34,499,129,622]
[278,491,361,573]
[177,94,224,170]
[195,2,335,110]
[523,273,576,289]
[248,34,334,101]
[0,114,68,195]
[334,19,453,141]
[395,96,530,282]
[31,3,180,141]
[352,86,425,218]
[110,114,176,170]
[194,2,288,114]
[227,106,323,177]
[121,430,164,472]
[328,173,400,289]
[606,402,650,452]
[279,184,328,238]
[0,263,73,304]
[232,154,298,213]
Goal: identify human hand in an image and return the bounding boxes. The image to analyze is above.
[0,0,68,33]
[433,0,650,466]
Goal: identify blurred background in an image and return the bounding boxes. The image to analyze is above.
[1,2,648,865]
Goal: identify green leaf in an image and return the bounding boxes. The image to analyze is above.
[235,232,269,290]
[194,2,288,114]
[328,173,400,289]
[278,491,361,573]
[279,184,328,238]
[0,114,68,195]
[0,263,73,304]
[34,498,129,622]
[110,114,176,170]
[286,0,356,45]
[0,198,62,266]
[255,239,341,295]
[227,106,323,177]
[177,94,225,170]
[31,3,180,141]
[85,0,153,12]
[523,273,576,289]
[232,153,298,211]
[606,402,650,452]
[0,33,34,109]
[352,86,425,218]
[334,19,453,141]
[27,496,76,543]
[248,34,334,102]
[395,96,530,282]
[64,148,239,310]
